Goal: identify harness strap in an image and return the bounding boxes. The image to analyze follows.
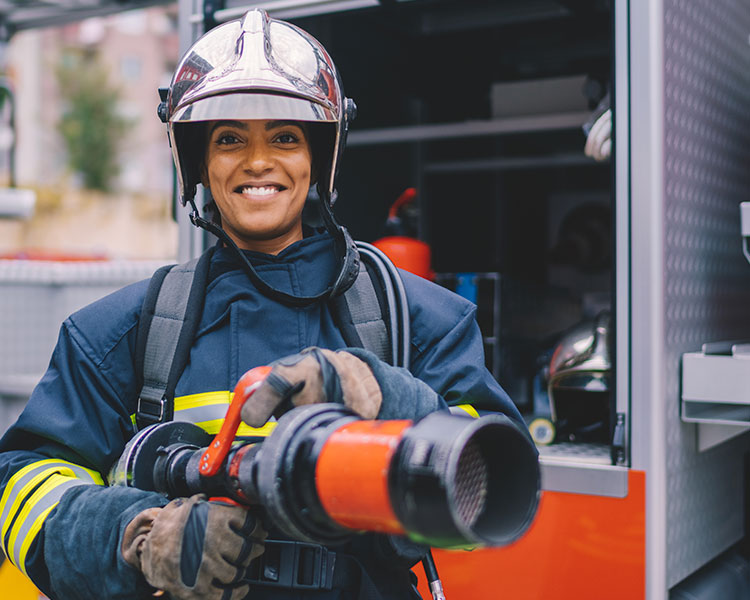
[331,241,411,369]
[331,260,392,365]
[357,242,411,369]
[135,249,213,430]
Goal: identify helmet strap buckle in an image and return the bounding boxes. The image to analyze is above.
[187,197,206,229]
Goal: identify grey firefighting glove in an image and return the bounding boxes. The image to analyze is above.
[121,494,266,599]
[241,347,383,427]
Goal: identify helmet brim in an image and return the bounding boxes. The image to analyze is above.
[171,92,338,124]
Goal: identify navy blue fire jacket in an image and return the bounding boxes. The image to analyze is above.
[0,231,523,599]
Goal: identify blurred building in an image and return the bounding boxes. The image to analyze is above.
[7,5,179,196]
[0,5,180,259]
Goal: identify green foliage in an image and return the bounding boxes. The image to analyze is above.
[56,49,130,192]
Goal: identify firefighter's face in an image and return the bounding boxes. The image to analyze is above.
[202,119,312,254]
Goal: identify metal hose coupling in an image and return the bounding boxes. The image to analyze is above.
[111,402,540,550]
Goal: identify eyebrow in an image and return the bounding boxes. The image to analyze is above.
[265,120,304,131]
[208,120,304,136]
[208,120,247,135]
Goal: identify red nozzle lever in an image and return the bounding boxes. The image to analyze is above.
[199,365,272,477]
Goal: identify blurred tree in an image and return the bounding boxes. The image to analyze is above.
[56,49,130,192]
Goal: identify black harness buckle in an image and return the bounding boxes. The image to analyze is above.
[245,540,336,590]
[135,395,167,429]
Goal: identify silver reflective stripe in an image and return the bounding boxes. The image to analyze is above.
[0,460,101,538]
[174,402,229,424]
[0,459,103,572]
[9,477,91,571]
[170,392,276,437]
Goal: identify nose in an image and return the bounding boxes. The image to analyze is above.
[242,140,274,174]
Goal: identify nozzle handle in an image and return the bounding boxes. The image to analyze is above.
[199,366,272,476]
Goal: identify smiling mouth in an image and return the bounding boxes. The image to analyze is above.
[236,185,286,197]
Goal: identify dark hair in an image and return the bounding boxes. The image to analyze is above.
[173,121,208,203]
[305,121,335,192]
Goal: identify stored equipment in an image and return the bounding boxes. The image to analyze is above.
[547,311,613,444]
[373,188,434,281]
[112,367,540,550]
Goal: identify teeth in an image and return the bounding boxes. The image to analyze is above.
[240,186,279,196]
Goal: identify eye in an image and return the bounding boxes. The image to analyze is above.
[215,132,241,146]
[274,131,301,145]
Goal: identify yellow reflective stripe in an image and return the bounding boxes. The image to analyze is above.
[452,404,480,418]
[0,460,103,574]
[237,421,276,437]
[129,391,278,437]
[195,418,276,437]
[1,463,55,543]
[180,390,274,436]
[1,460,101,543]
[10,474,80,575]
[18,504,55,576]
[129,391,235,426]
[175,390,233,410]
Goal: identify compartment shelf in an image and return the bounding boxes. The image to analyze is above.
[681,345,750,451]
[347,110,591,147]
[424,153,600,173]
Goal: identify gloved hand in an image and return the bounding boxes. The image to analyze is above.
[241,347,383,427]
[121,494,266,599]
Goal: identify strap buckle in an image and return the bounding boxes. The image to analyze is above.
[245,540,336,590]
[135,395,167,429]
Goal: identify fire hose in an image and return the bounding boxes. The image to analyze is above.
[110,367,541,595]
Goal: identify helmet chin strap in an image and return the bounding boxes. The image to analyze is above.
[186,195,359,307]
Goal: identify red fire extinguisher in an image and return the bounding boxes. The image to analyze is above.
[373,188,434,281]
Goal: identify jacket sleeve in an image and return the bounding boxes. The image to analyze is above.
[345,347,447,421]
[400,271,526,428]
[0,280,167,599]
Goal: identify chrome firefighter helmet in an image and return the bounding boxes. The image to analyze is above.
[547,311,613,443]
[161,8,356,206]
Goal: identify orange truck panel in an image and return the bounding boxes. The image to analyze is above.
[417,470,646,600]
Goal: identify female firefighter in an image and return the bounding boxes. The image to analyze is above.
[0,8,534,600]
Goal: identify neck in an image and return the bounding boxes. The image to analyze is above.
[230,226,304,255]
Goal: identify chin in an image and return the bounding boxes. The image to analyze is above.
[229,223,302,251]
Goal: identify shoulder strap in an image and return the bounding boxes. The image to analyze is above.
[135,248,213,430]
[331,241,410,369]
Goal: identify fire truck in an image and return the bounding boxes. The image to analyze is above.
[1,1,750,598]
